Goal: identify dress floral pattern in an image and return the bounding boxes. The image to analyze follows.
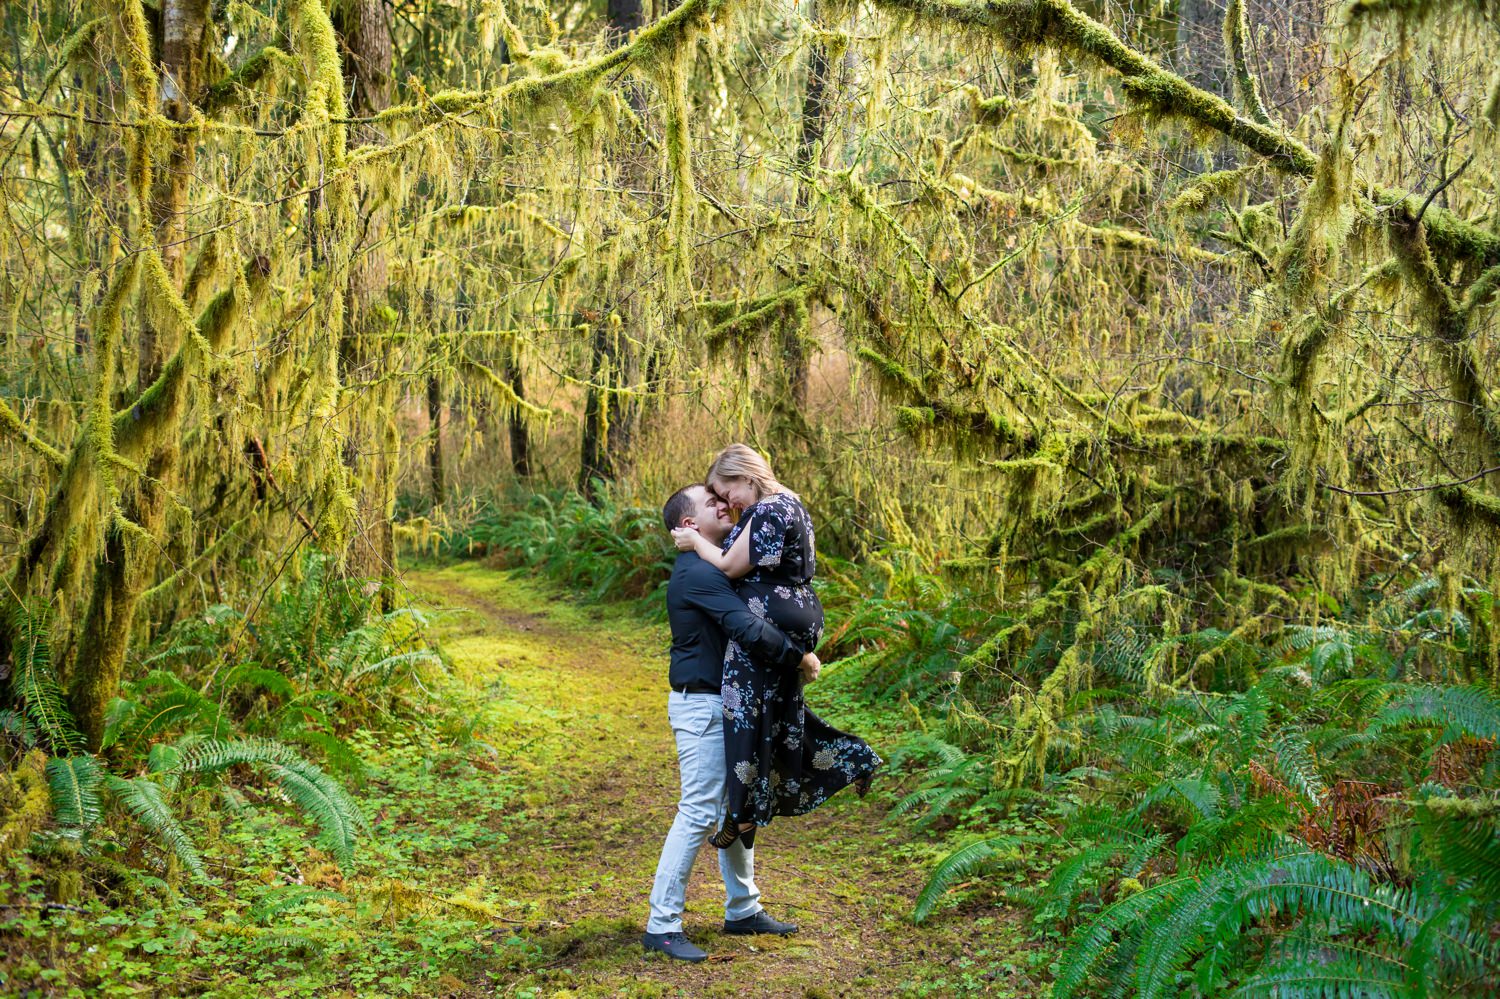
[720,492,881,826]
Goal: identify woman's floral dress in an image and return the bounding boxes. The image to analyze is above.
[720,492,881,827]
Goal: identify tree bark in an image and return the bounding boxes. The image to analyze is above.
[506,355,532,478]
[578,0,647,498]
[69,454,171,751]
[579,315,638,498]
[334,0,395,608]
[427,374,446,507]
[139,0,210,388]
[787,4,834,412]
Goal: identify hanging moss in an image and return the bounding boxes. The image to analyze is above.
[0,399,65,469]
[114,0,162,215]
[200,46,296,115]
[1166,165,1261,216]
[1222,0,1273,128]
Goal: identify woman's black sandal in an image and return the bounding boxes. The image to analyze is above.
[711,820,756,849]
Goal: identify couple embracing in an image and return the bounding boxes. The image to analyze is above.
[642,444,881,962]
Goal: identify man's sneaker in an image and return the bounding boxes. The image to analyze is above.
[642,931,708,962]
[723,911,798,936]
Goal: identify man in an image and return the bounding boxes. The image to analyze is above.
[642,484,818,962]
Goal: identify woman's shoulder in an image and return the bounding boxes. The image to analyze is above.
[759,489,803,509]
[751,491,802,519]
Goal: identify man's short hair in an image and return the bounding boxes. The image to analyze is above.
[662,484,700,532]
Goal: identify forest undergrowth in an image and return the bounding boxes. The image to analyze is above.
[454,488,1500,997]
[4,553,1042,997]
[4,481,1499,996]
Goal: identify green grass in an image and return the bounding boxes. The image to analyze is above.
[3,561,1046,997]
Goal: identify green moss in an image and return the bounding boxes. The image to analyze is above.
[201,46,296,115]
[973,93,1016,126]
[856,345,927,396]
[0,398,66,468]
[1167,166,1260,216]
[874,0,1319,172]
[1222,0,1273,127]
[1435,483,1500,530]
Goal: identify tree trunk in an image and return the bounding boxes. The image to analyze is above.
[786,4,834,412]
[579,315,638,498]
[607,0,645,43]
[69,455,171,751]
[427,374,446,507]
[506,355,532,478]
[139,0,209,388]
[334,0,395,608]
[578,0,647,498]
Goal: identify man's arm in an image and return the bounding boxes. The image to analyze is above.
[682,566,805,670]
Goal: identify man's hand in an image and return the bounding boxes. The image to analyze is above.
[671,526,700,551]
[800,652,821,683]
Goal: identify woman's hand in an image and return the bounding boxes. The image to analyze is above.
[671,526,700,552]
[800,652,821,683]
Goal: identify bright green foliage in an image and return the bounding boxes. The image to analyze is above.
[180,737,366,868]
[6,604,79,754]
[448,487,674,607]
[882,570,1500,994]
[2,0,1500,989]
[106,775,207,881]
[914,835,1028,922]
[44,755,103,828]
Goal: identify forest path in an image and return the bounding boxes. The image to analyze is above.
[403,562,1036,998]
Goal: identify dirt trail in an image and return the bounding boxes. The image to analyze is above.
[405,563,1032,998]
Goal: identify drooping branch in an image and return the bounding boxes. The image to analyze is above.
[0,399,65,469]
[871,0,1500,275]
[872,0,1317,171]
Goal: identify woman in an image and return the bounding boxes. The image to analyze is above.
[672,444,880,847]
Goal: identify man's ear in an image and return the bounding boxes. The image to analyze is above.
[678,516,698,531]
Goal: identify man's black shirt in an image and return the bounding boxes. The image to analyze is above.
[666,551,804,688]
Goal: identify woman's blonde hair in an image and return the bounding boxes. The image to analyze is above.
[706,443,782,502]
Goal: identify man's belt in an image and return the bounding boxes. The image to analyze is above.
[671,682,720,695]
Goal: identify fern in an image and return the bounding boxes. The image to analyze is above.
[0,708,38,746]
[107,775,207,880]
[1137,775,1223,821]
[1271,729,1326,806]
[1032,842,1131,921]
[914,834,1027,923]
[1134,863,1233,998]
[1227,959,1405,999]
[214,664,297,699]
[1376,685,1500,742]
[260,762,358,866]
[104,670,224,750]
[7,603,80,753]
[248,885,348,923]
[1416,796,1500,902]
[1053,877,1183,997]
[46,755,104,828]
[179,737,367,867]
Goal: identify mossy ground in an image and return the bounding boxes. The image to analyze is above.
[2,561,1048,997]
[406,562,1046,997]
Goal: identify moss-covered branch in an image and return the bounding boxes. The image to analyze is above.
[875,0,1500,276]
[200,46,297,116]
[111,254,272,462]
[872,0,1316,171]
[1223,0,1273,127]
[0,398,65,469]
